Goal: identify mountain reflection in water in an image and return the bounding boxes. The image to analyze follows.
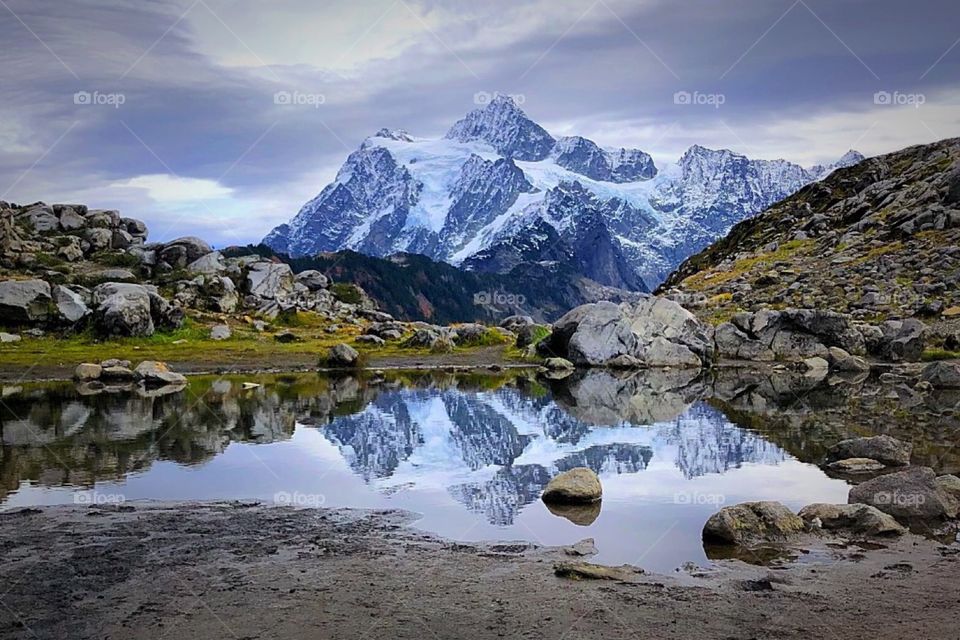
[2,368,958,571]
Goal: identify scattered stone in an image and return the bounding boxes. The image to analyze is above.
[52,285,91,324]
[543,357,575,371]
[210,324,231,340]
[702,502,805,546]
[0,332,21,343]
[798,503,906,537]
[273,330,300,343]
[828,346,870,373]
[553,562,642,582]
[355,334,385,346]
[294,270,328,290]
[100,365,136,381]
[134,361,188,386]
[541,468,602,504]
[801,356,830,376]
[826,435,912,467]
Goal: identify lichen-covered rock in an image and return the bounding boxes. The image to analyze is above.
[541,467,602,504]
[210,324,231,340]
[294,270,328,290]
[245,262,295,300]
[826,435,912,467]
[92,283,154,337]
[798,503,906,537]
[702,501,804,546]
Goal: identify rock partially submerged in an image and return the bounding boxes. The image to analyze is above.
[541,468,602,504]
[798,503,906,537]
[702,501,804,546]
[920,361,960,389]
[133,361,188,386]
[553,561,642,582]
[826,458,886,474]
[826,435,912,468]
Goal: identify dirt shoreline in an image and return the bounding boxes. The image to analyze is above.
[0,502,957,640]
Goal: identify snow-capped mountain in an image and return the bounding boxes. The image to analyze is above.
[264,96,864,288]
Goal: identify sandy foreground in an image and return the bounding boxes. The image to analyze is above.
[0,503,958,639]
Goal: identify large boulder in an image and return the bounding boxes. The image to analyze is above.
[798,503,906,537]
[0,279,52,324]
[159,237,213,268]
[628,296,715,363]
[848,466,959,522]
[714,322,775,361]
[245,262,295,300]
[920,361,960,389]
[92,283,154,337]
[186,251,226,275]
[541,468,602,504]
[543,301,637,366]
[702,501,804,546]
[295,270,328,290]
[826,435,912,467]
[874,319,926,362]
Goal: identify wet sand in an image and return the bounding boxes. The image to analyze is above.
[1,502,958,639]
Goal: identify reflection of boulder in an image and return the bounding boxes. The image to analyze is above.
[545,501,602,526]
[448,464,552,525]
[549,369,706,425]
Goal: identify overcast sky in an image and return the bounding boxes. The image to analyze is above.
[2,0,958,247]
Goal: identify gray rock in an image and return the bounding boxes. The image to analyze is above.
[58,208,87,231]
[246,262,295,300]
[161,237,213,266]
[0,279,52,324]
[73,363,102,381]
[848,466,958,521]
[628,296,715,363]
[877,319,926,362]
[827,458,886,474]
[52,285,91,323]
[0,332,21,343]
[95,268,137,282]
[134,360,188,386]
[451,323,487,346]
[801,356,830,376]
[827,435,912,467]
[210,324,231,340]
[545,301,638,366]
[541,468,602,504]
[828,346,870,372]
[702,501,805,546]
[93,283,154,337]
[501,315,535,332]
[920,361,960,388]
[643,336,701,368]
[84,227,113,251]
[798,503,906,537]
[295,270,328,290]
[187,251,226,275]
[355,334,385,346]
[273,330,300,343]
[544,357,575,370]
[327,343,360,367]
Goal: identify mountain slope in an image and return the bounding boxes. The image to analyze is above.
[659,137,960,327]
[264,95,862,289]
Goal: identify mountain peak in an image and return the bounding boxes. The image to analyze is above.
[445,95,555,161]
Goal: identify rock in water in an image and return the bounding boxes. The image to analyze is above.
[702,501,804,546]
[73,363,103,381]
[0,279,52,324]
[826,435,912,467]
[848,466,959,522]
[827,458,885,474]
[798,503,906,537]
[541,468,602,504]
[326,343,360,367]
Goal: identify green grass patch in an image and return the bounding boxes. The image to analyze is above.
[922,349,960,362]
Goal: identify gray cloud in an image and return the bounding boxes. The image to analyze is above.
[1,0,958,246]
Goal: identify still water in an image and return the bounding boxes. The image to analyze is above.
[2,368,956,572]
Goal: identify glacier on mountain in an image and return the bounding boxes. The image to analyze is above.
[264,95,864,289]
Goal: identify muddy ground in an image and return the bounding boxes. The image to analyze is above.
[0,502,958,640]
